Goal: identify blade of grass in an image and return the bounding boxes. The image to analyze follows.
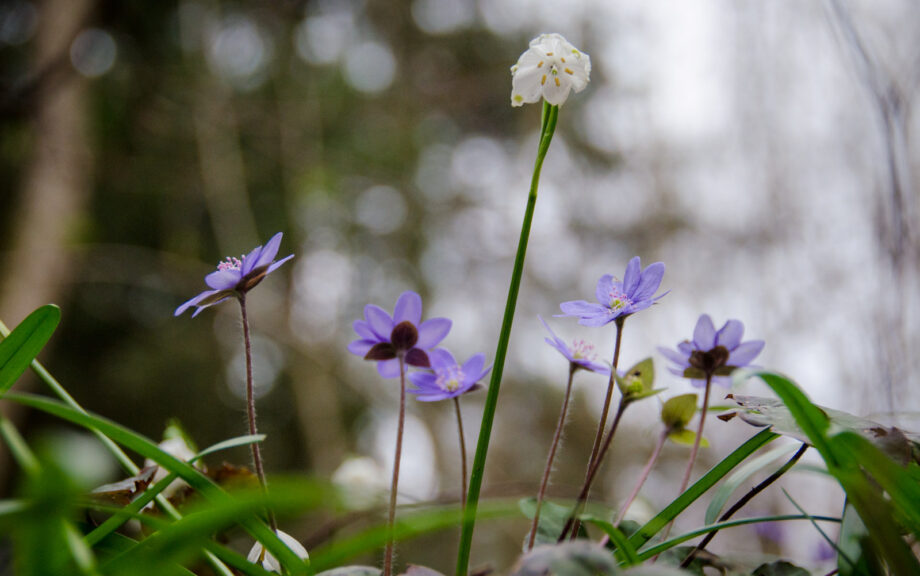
[626,428,777,550]
[704,443,799,525]
[579,516,640,566]
[0,305,60,396]
[6,392,310,575]
[635,513,841,560]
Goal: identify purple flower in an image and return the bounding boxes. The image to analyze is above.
[658,314,765,388]
[558,256,667,327]
[408,349,490,401]
[175,232,294,317]
[539,316,610,374]
[348,291,452,379]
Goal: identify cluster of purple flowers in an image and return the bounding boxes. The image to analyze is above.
[348,291,490,401]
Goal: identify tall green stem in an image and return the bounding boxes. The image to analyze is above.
[453,397,468,512]
[527,364,577,550]
[455,102,558,576]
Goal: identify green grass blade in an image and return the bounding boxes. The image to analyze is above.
[0,305,60,396]
[579,516,640,566]
[704,443,799,525]
[319,499,520,573]
[6,392,310,575]
[635,514,841,560]
[85,434,266,547]
[627,428,777,550]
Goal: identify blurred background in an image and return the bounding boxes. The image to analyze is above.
[1,0,918,572]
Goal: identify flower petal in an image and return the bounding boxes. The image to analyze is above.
[377,358,401,378]
[693,314,717,350]
[728,340,764,367]
[416,317,451,349]
[254,232,283,270]
[578,314,615,327]
[347,339,376,356]
[541,74,573,106]
[413,392,456,402]
[622,257,641,296]
[364,304,394,340]
[461,353,486,381]
[240,244,265,275]
[594,275,614,306]
[511,64,545,107]
[175,289,220,317]
[658,346,690,367]
[265,254,294,275]
[716,319,744,350]
[428,348,456,370]
[408,373,438,390]
[559,300,607,316]
[394,291,423,325]
[631,262,665,301]
[205,269,241,290]
[353,320,378,341]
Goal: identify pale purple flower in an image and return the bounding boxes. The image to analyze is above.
[558,256,667,327]
[408,349,490,402]
[175,232,294,317]
[658,314,765,388]
[539,316,610,374]
[348,291,452,379]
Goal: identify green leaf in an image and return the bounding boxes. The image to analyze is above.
[518,498,587,547]
[510,541,619,576]
[6,392,310,575]
[666,429,708,448]
[0,305,60,397]
[616,357,655,396]
[579,516,640,566]
[704,443,799,525]
[626,428,777,551]
[751,561,809,576]
[726,393,920,461]
[661,394,697,430]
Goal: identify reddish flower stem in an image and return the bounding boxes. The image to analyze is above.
[527,364,577,550]
[238,295,277,532]
[614,428,668,527]
[383,356,408,576]
[661,373,713,543]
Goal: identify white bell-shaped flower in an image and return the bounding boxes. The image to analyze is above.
[247,530,309,573]
[511,33,591,107]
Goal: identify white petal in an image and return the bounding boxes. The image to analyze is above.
[541,74,573,106]
[511,65,544,106]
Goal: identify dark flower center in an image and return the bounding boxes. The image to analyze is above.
[688,345,730,375]
[390,321,419,351]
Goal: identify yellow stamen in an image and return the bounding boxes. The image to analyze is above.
[546,52,554,56]
[565,68,573,75]
[554,77,560,87]
[541,74,546,85]
[538,60,544,68]
[561,57,566,63]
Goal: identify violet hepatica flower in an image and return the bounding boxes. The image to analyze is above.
[539,316,610,374]
[408,349,490,402]
[175,232,294,317]
[348,291,452,378]
[559,256,667,327]
[658,314,765,388]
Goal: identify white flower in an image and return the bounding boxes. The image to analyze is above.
[247,530,309,573]
[511,33,590,107]
[143,437,198,502]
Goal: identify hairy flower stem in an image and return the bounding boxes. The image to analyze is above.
[572,317,625,538]
[559,398,629,542]
[453,397,468,512]
[680,443,808,568]
[455,102,558,576]
[528,364,577,550]
[613,428,668,528]
[661,373,713,543]
[238,296,278,533]
[383,356,408,576]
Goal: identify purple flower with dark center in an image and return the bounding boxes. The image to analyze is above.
[658,314,765,388]
[539,316,610,374]
[175,232,294,317]
[348,291,452,378]
[558,256,667,327]
[408,349,490,402]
